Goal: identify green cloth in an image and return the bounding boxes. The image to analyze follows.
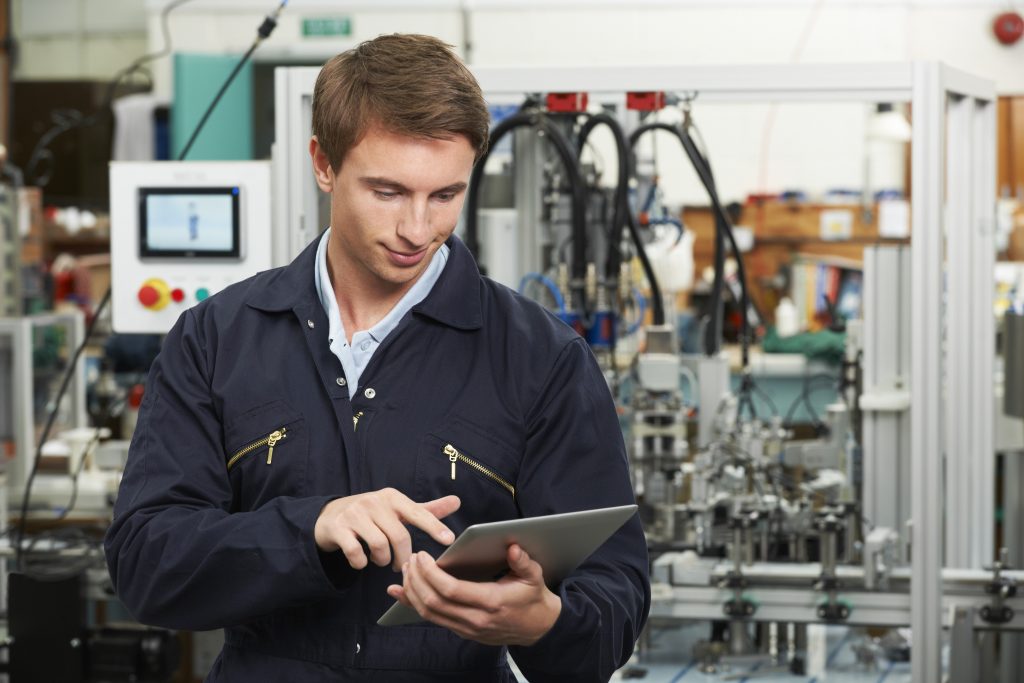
[762,326,846,364]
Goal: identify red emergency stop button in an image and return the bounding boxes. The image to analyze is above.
[171,288,185,303]
[138,285,159,307]
[137,278,171,311]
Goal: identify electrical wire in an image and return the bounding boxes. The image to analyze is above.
[518,272,567,313]
[629,120,750,361]
[783,373,838,432]
[54,429,102,522]
[624,287,648,336]
[15,288,111,573]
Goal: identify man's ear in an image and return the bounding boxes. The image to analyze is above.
[309,136,335,193]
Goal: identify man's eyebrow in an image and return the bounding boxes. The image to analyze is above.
[359,177,410,192]
[359,177,467,194]
[433,182,468,194]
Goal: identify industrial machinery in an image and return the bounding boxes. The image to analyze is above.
[109,161,274,334]
[455,63,998,683]
[44,59,1002,682]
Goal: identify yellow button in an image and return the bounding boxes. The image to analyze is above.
[138,278,171,311]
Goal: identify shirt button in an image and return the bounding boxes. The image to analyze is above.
[355,642,361,654]
[336,377,347,387]
[307,319,315,329]
[360,341,371,351]
[364,387,376,399]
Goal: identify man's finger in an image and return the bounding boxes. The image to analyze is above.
[421,495,461,521]
[506,544,544,583]
[399,497,459,545]
[415,552,498,612]
[403,554,433,616]
[351,519,392,567]
[407,553,498,635]
[507,544,531,572]
[377,516,413,571]
[335,529,369,570]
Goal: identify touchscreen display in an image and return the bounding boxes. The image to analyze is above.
[139,188,240,258]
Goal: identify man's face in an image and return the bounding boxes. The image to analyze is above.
[310,126,476,293]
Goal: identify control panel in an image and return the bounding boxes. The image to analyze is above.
[110,161,274,334]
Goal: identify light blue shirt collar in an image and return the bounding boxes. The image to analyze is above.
[314,228,449,398]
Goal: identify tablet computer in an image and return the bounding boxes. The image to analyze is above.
[377,504,638,626]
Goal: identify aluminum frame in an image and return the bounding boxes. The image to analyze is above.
[861,245,912,559]
[274,61,997,683]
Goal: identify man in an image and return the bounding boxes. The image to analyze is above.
[105,34,649,682]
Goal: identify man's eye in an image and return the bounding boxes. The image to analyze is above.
[434,193,456,202]
[374,190,398,200]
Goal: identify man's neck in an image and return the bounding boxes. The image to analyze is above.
[327,255,416,345]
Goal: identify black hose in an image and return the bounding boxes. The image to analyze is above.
[629,122,752,366]
[576,112,627,281]
[624,206,665,326]
[678,126,753,368]
[465,111,589,305]
[576,112,664,326]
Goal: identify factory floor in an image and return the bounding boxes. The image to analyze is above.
[511,623,913,683]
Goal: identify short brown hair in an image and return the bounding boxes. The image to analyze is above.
[311,34,490,170]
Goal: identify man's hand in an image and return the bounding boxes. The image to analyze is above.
[386,544,562,646]
[315,489,460,571]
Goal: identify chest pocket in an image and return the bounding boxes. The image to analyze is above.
[415,417,520,540]
[224,399,308,510]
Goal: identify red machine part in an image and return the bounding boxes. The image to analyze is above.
[627,92,666,112]
[546,92,589,113]
[994,11,1023,45]
[137,278,171,311]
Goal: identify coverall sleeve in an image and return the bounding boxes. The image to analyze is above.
[508,338,651,682]
[104,309,355,631]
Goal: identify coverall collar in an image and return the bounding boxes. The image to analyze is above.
[245,232,483,331]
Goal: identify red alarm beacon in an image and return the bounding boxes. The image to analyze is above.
[994,11,1024,46]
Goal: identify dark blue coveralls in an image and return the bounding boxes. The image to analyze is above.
[104,234,650,682]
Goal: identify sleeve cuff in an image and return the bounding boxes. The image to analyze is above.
[297,495,359,592]
[508,583,599,676]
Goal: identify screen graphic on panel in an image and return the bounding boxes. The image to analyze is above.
[139,187,241,258]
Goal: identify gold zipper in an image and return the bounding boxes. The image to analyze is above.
[227,428,287,470]
[442,443,515,498]
[353,411,364,431]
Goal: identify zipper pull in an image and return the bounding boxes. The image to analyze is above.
[353,411,364,431]
[444,444,458,480]
[266,429,285,464]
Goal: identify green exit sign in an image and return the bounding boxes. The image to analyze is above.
[302,17,352,38]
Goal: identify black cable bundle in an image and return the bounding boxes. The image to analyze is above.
[628,121,754,363]
[465,110,589,310]
[578,113,665,326]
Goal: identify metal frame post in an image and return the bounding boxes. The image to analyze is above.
[910,61,945,683]
[862,246,912,559]
[946,88,997,570]
[970,95,996,569]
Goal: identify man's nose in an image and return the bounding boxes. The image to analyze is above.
[397,198,430,246]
